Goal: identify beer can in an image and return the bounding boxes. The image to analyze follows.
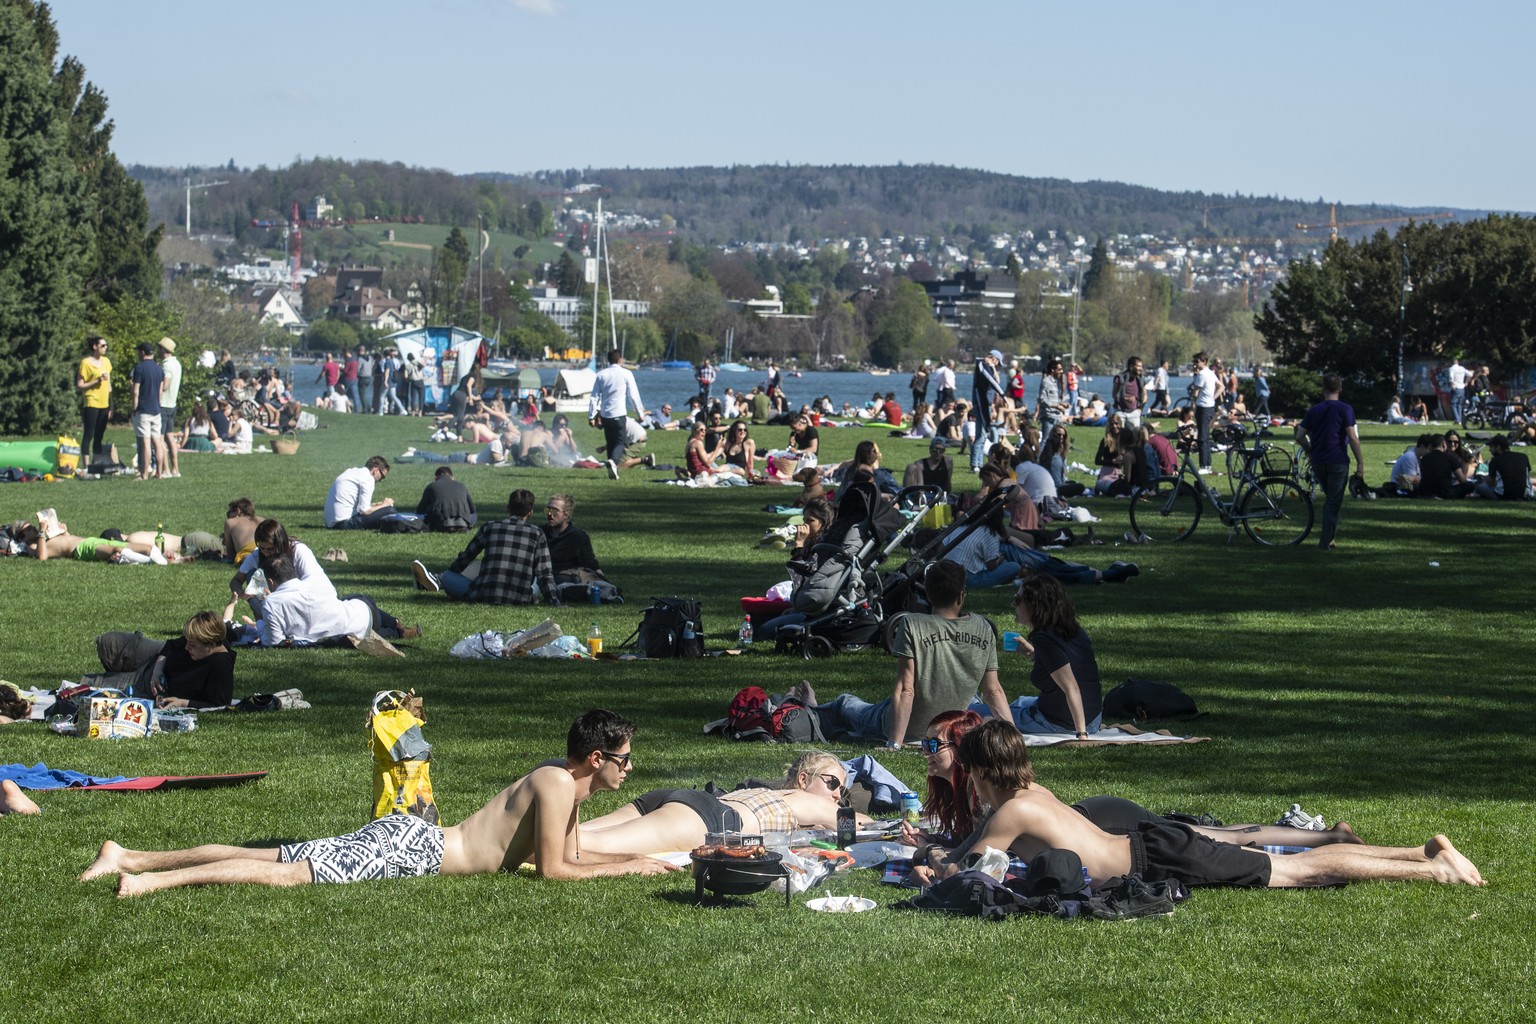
[836,806,857,848]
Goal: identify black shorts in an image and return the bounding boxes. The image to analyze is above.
[1073,795,1172,834]
[629,788,742,834]
[1129,821,1272,888]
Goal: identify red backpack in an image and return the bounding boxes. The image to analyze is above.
[725,686,775,741]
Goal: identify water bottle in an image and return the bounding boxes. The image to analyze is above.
[738,615,753,647]
[901,791,921,826]
[586,622,603,657]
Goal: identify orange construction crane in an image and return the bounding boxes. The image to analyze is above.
[1296,204,1454,238]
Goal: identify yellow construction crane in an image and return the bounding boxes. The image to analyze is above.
[1296,204,1454,238]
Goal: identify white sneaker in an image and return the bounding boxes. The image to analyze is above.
[605,459,619,480]
[1197,467,1214,475]
[410,560,440,593]
[149,546,169,565]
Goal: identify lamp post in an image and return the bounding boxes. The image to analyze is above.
[1397,242,1412,394]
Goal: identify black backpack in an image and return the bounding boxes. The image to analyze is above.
[625,597,704,658]
[1102,679,1200,722]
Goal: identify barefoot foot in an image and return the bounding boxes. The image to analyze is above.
[1426,834,1486,886]
[80,839,126,882]
[116,872,147,898]
[0,779,41,815]
[1329,821,1364,845]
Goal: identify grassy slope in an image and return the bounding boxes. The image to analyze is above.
[342,222,567,268]
[1,413,1531,1024]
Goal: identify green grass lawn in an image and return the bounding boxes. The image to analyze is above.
[343,221,567,268]
[2,412,1532,1023]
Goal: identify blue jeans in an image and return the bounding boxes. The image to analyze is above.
[345,381,361,413]
[1001,543,1099,585]
[330,507,397,531]
[813,693,892,741]
[1451,387,1466,425]
[969,696,1103,735]
[1315,462,1349,548]
[440,570,473,600]
[965,561,1021,589]
[1195,405,1216,468]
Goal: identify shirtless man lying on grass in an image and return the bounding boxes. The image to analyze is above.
[913,720,1485,890]
[80,709,679,897]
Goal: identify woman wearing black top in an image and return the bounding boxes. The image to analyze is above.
[1007,574,1101,737]
[149,612,236,709]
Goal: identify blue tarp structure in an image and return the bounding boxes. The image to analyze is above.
[383,326,489,408]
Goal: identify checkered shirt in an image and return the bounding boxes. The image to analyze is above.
[448,517,555,605]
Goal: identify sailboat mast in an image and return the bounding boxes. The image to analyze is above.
[587,198,602,370]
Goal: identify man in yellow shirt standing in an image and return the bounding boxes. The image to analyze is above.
[77,335,112,468]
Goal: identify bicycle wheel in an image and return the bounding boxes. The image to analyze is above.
[1465,410,1486,429]
[1240,478,1313,546]
[1129,479,1201,542]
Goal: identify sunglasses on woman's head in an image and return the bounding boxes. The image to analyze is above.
[919,738,952,755]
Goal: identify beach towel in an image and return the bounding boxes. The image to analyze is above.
[1022,726,1209,747]
[2,762,268,791]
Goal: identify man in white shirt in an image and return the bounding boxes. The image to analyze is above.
[325,456,396,529]
[1447,357,1472,425]
[1390,435,1430,493]
[258,554,418,646]
[1191,352,1223,472]
[587,349,653,479]
[934,359,957,407]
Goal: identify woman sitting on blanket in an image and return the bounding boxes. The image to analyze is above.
[681,420,732,480]
[1006,574,1102,737]
[578,750,871,855]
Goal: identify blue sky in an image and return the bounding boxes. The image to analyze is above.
[52,0,1533,211]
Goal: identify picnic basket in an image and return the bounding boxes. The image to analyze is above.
[273,432,301,456]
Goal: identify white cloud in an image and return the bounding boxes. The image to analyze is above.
[512,0,558,14]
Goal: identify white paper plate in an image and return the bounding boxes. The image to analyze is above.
[805,896,876,914]
[844,841,918,869]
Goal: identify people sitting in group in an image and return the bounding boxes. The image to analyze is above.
[681,420,733,481]
[181,402,217,452]
[410,488,558,605]
[1386,395,1420,424]
[1414,434,1475,499]
[324,456,396,530]
[577,750,870,856]
[718,420,759,480]
[1473,434,1531,500]
[416,467,478,533]
[228,519,332,622]
[79,710,678,895]
[766,412,820,482]
[87,612,236,709]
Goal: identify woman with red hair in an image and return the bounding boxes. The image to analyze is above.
[905,710,984,852]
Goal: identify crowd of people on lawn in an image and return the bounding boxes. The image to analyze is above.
[3,340,1499,904]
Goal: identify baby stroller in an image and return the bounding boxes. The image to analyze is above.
[775,482,945,659]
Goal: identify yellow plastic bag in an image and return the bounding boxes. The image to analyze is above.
[920,502,954,530]
[369,690,438,823]
[54,436,81,477]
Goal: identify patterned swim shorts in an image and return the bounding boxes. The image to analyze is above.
[278,814,445,884]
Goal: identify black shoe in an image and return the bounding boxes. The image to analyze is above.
[1103,561,1140,583]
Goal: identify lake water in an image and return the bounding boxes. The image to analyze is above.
[295,362,1196,415]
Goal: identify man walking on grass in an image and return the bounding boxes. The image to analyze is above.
[1295,373,1366,549]
[588,349,653,479]
[912,720,1485,890]
[81,710,678,896]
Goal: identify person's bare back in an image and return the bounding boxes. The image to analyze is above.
[443,763,567,875]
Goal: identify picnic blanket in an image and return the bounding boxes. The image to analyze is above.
[2,762,268,791]
[1022,725,1209,747]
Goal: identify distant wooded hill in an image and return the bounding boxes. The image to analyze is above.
[133,159,1479,250]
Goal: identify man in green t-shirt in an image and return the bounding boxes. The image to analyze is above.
[799,561,1013,747]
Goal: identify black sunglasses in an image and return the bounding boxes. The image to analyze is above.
[599,750,632,769]
[817,773,847,795]
[919,738,952,755]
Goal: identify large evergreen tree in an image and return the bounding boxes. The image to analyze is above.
[0,0,94,434]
